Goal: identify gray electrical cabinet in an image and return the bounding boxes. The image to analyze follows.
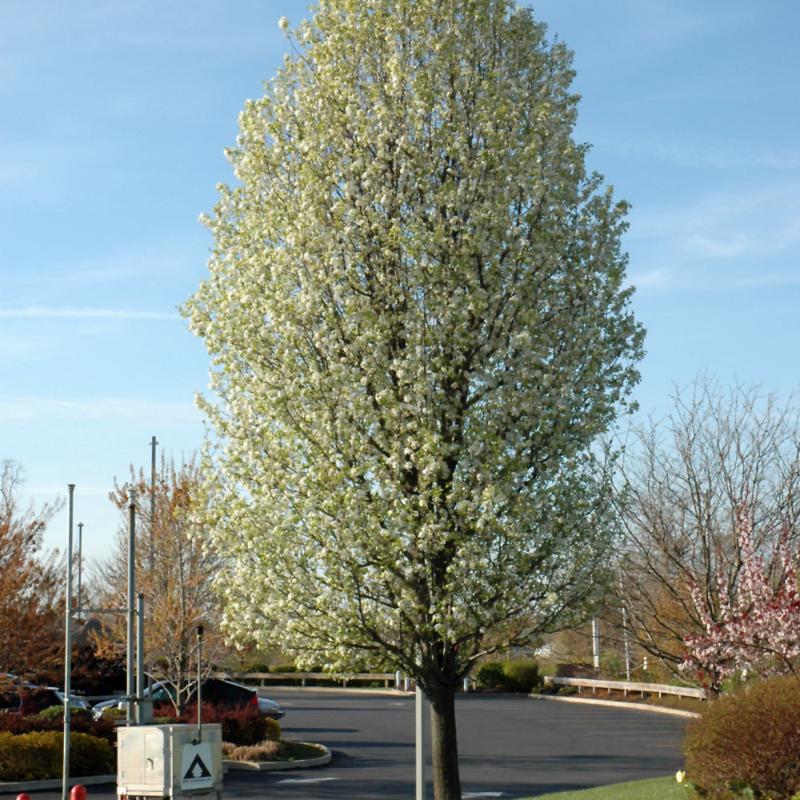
[117,723,223,799]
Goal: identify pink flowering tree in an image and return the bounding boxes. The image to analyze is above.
[681,506,800,691]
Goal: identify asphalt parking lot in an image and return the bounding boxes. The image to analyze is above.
[2,689,687,799]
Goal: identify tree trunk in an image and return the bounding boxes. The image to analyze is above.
[429,683,461,800]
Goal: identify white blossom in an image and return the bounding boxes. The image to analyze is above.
[185,2,642,795]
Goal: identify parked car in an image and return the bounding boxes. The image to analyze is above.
[0,685,91,714]
[92,678,283,720]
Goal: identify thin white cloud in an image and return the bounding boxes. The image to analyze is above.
[630,268,800,293]
[59,243,198,286]
[592,129,800,173]
[0,306,179,320]
[25,483,109,499]
[629,182,800,268]
[0,397,199,424]
[628,269,672,290]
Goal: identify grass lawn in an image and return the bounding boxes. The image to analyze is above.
[525,775,685,799]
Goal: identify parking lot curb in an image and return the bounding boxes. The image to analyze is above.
[224,742,332,771]
[0,774,115,793]
[528,693,701,718]
[257,685,406,697]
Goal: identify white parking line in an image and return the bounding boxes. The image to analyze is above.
[276,777,339,785]
[463,792,505,798]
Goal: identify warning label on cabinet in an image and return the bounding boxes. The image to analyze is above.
[181,741,214,790]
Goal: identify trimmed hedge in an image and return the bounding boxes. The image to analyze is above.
[476,660,541,692]
[0,710,115,744]
[476,662,506,689]
[684,674,800,799]
[503,660,540,692]
[37,705,81,721]
[0,731,114,780]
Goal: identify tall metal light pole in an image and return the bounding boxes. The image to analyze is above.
[415,682,429,800]
[619,577,632,682]
[127,489,137,725]
[196,625,204,742]
[149,435,157,572]
[592,618,600,674]
[136,592,146,723]
[76,522,83,620]
[62,484,75,800]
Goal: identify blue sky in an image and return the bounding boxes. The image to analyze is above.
[1,1,798,564]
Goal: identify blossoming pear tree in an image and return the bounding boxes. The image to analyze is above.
[682,506,800,691]
[185,1,643,797]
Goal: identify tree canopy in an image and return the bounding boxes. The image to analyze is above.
[0,460,62,682]
[94,457,222,715]
[186,1,643,796]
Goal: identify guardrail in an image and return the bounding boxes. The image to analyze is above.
[543,675,706,701]
[212,671,399,688]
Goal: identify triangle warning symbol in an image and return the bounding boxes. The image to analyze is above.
[184,753,212,780]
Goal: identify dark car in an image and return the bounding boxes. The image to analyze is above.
[92,678,283,720]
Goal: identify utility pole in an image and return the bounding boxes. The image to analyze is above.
[127,489,136,725]
[62,484,75,800]
[148,436,158,697]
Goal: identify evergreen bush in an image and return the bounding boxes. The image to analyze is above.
[0,731,114,780]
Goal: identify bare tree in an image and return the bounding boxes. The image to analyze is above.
[93,457,223,714]
[616,378,800,677]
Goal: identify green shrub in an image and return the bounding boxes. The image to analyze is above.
[0,731,114,780]
[263,717,281,741]
[684,675,800,799]
[476,662,506,689]
[101,706,126,721]
[476,660,541,692]
[69,731,115,777]
[0,709,115,744]
[503,660,541,692]
[36,704,90,721]
[37,705,64,720]
[242,662,271,673]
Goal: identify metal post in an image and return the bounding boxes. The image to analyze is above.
[196,625,204,742]
[62,484,75,800]
[592,617,600,674]
[415,684,429,800]
[76,522,83,620]
[136,593,145,721]
[621,604,632,682]
[149,435,157,573]
[127,489,136,725]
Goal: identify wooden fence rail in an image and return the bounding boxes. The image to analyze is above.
[543,675,706,700]
[211,671,399,688]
